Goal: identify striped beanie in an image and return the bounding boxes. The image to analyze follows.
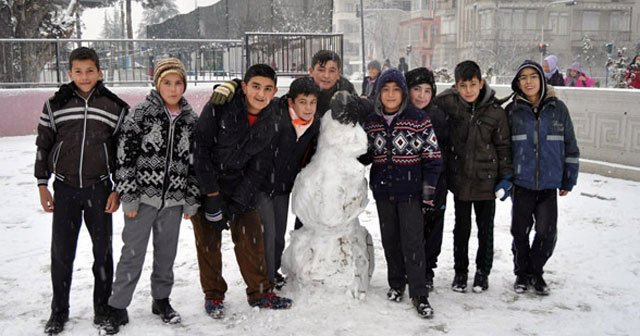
[153,57,187,89]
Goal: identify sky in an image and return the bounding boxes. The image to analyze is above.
[0,133,639,335]
[80,0,220,39]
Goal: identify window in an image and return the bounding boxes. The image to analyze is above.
[345,3,354,13]
[524,10,537,30]
[610,11,630,31]
[550,12,569,35]
[582,11,600,30]
[513,10,524,30]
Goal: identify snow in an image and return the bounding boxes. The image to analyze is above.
[1,134,640,335]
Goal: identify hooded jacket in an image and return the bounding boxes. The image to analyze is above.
[436,81,512,201]
[35,81,129,188]
[362,68,442,202]
[564,62,596,87]
[115,90,200,215]
[507,60,580,191]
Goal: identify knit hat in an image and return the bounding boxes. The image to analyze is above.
[153,57,187,90]
[375,68,408,97]
[511,60,546,102]
[405,67,436,96]
[367,60,381,72]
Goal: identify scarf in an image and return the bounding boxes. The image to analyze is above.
[289,107,313,139]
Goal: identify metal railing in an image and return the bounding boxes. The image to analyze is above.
[1,33,345,88]
[0,38,244,88]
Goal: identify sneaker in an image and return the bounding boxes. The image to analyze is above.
[451,273,467,293]
[472,272,489,293]
[425,273,434,292]
[44,311,69,335]
[204,298,225,319]
[249,291,293,309]
[530,274,550,296]
[99,306,128,335]
[411,296,434,319]
[386,287,404,302]
[94,304,109,325]
[152,298,181,324]
[274,272,287,290]
[514,275,529,294]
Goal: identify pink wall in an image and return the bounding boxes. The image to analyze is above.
[0,86,216,137]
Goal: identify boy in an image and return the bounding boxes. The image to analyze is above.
[360,68,442,318]
[192,64,293,319]
[361,60,381,100]
[405,67,449,291]
[35,47,128,334]
[435,60,512,293]
[507,60,579,295]
[257,77,322,288]
[100,58,200,335]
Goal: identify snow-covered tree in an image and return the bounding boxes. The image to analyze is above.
[136,1,178,38]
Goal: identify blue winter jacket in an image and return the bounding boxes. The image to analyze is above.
[507,87,580,191]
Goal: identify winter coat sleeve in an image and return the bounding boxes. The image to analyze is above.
[559,101,580,191]
[420,117,443,191]
[34,101,56,186]
[230,137,275,212]
[184,123,201,216]
[493,107,513,180]
[193,102,221,196]
[115,107,143,213]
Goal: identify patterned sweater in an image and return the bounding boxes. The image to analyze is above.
[115,90,200,215]
[363,105,442,202]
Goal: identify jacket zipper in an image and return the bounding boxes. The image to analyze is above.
[159,108,181,209]
[534,106,540,190]
[77,89,94,188]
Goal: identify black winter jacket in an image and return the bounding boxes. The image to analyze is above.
[436,83,513,201]
[35,81,128,188]
[547,70,565,87]
[194,90,280,212]
[420,101,449,208]
[263,96,320,195]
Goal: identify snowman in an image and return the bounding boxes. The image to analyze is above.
[281,92,374,300]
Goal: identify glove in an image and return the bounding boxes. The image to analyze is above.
[204,195,229,231]
[494,177,513,201]
[210,80,238,105]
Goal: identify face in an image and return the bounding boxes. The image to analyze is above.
[367,67,380,79]
[517,68,541,102]
[542,61,550,73]
[68,59,102,95]
[455,77,484,103]
[157,73,185,110]
[409,83,433,109]
[308,60,340,91]
[288,94,317,122]
[569,69,578,77]
[242,76,277,115]
[379,81,403,113]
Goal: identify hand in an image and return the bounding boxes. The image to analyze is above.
[204,194,229,231]
[38,185,54,213]
[125,211,138,218]
[494,178,513,201]
[105,191,120,213]
[422,200,435,214]
[210,80,238,105]
[183,213,191,220]
[422,185,436,205]
[559,190,569,196]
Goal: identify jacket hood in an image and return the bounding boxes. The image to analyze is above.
[442,80,496,109]
[543,55,559,79]
[511,60,547,104]
[374,68,408,115]
[51,80,129,110]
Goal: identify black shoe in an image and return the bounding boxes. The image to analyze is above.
[99,306,128,335]
[412,296,434,319]
[451,273,467,293]
[274,272,287,290]
[44,311,69,335]
[530,275,550,296]
[386,287,404,302]
[472,271,489,293]
[514,275,529,294]
[152,298,181,324]
[94,304,110,325]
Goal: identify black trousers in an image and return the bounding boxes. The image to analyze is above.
[511,185,558,277]
[452,198,495,275]
[423,206,445,278]
[50,180,113,313]
[376,199,428,298]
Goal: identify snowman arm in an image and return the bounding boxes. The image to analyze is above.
[193,102,221,195]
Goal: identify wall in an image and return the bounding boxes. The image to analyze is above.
[2,83,640,181]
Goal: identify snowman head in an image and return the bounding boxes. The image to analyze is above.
[329,91,370,126]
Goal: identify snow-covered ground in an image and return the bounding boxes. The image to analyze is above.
[1,134,639,336]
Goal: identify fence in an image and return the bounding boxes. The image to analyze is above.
[0,33,344,88]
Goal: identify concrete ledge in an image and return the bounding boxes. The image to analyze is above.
[579,159,640,182]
